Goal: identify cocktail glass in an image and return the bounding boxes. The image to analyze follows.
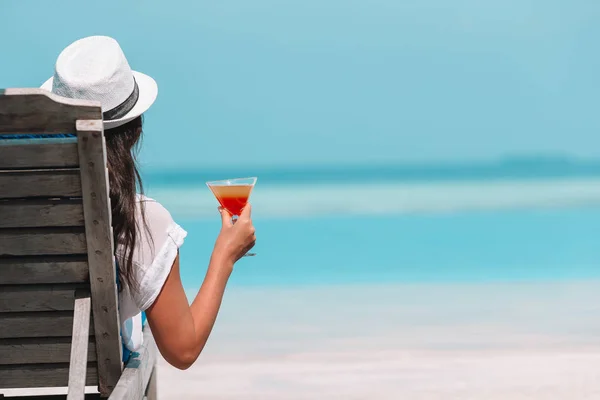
[206,177,257,257]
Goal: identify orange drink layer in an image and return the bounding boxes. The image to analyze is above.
[210,184,253,216]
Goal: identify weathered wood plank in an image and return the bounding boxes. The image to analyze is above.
[0,337,96,364]
[0,169,82,199]
[0,199,84,228]
[0,88,101,134]
[0,362,98,388]
[0,395,101,400]
[0,228,87,256]
[0,139,79,169]
[0,256,88,285]
[145,366,157,400]
[0,285,88,313]
[109,326,157,400]
[67,290,92,400]
[0,311,93,339]
[77,120,122,396]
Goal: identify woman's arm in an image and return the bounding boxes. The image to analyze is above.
[145,205,256,370]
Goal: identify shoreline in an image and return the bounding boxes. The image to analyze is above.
[4,280,600,399]
[158,350,600,399]
[161,280,600,399]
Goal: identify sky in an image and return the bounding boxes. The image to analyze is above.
[1,0,599,169]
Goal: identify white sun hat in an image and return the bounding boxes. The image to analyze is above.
[41,35,158,130]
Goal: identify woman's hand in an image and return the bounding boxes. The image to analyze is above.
[212,204,256,265]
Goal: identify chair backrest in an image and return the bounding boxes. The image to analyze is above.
[0,89,123,397]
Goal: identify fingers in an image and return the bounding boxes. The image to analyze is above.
[243,239,256,254]
[240,203,252,220]
[219,207,233,227]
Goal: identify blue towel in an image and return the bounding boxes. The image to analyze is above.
[116,260,146,362]
[122,313,147,362]
[0,134,76,139]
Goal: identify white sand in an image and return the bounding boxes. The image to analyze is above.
[158,281,600,399]
[5,281,600,399]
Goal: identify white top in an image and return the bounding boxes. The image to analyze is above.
[117,195,187,351]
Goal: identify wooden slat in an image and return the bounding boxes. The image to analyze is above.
[0,256,88,285]
[109,326,157,400]
[77,120,122,396]
[0,199,84,228]
[0,228,87,256]
[0,311,93,339]
[0,362,98,388]
[0,139,79,169]
[145,366,157,400]
[67,290,92,400]
[0,395,101,400]
[0,88,101,134]
[0,285,88,313]
[0,169,82,199]
[0,395,100,400]
[0,337,96,365]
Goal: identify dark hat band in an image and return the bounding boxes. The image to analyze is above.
[103,77,139,121]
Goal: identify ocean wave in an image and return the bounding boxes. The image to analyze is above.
[146,178,600,220]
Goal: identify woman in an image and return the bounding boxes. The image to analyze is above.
[42,36,256,370]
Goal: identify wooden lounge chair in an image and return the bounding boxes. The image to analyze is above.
[0,89,158,399]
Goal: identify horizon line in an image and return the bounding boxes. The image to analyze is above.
[141,154,600,174]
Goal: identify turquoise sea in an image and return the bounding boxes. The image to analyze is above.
[3,2,600,295]
[142,161,600,290]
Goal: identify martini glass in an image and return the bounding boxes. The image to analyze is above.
[206,177,257,257]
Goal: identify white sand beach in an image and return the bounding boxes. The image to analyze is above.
[4,281,600,399]
[158,281,600,399]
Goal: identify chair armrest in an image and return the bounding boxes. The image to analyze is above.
[108,325,158,400]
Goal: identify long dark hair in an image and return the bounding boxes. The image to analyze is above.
[104,116,149,291]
